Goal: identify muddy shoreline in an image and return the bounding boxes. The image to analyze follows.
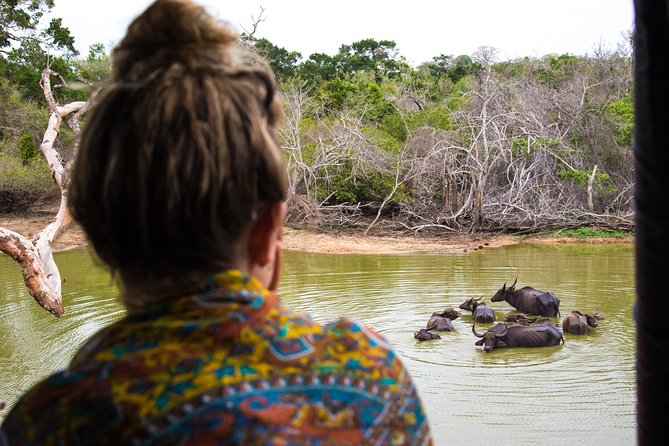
[0,205,633,255]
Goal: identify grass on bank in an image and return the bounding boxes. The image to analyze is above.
[551,227,631,239]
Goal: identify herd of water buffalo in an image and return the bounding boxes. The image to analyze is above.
[414,278,604,352]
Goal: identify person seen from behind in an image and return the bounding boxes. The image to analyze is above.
[0,0,433,444]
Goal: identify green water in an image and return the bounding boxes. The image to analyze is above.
[0,243,636,445]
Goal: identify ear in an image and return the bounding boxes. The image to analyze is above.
[248,202,286,290]
[475,339,484,346]
[496,340,507,348]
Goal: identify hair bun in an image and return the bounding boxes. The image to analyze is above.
[113,0,238,81]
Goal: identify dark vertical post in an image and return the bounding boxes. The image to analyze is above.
[634,0,669,443]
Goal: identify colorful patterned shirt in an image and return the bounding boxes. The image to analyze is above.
[2,270,433,445]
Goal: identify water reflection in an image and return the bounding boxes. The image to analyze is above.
[0,243,635,445]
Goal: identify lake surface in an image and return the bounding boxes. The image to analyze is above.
[0,243,636,445]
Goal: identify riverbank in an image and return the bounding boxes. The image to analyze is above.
[0,203,633,254]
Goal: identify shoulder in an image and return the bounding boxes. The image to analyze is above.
[2,364,111,445]
[318,317,407,379]
[324,317,394,350]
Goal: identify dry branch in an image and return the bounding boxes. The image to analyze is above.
[0,68,97,316]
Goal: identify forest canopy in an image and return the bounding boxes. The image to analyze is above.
[0,7,634,234]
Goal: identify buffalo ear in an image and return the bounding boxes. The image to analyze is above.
[497,340,507,348]
[475,339,484,346]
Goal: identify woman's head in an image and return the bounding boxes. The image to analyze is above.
[68,0,288,303]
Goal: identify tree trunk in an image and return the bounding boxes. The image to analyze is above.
[0,228,63,316]
[0,68,96,316]
[587,164,598,212]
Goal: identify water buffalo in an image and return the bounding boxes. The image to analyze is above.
[459,297,495,323]
[472,321,564,352]
[435,306,461,320]
[562,310,604,334]
[414,329,441,341]
[504,313,536,325]
[425,306,460,332]
[503,314,552,325]
[491,279,560,317]
[426,315,455,331]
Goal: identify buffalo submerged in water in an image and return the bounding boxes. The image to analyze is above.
[459,297,495,323]
[562,310,604,335]
[491,278,560,317]
[414,307,461,341]
[472,321,564,352]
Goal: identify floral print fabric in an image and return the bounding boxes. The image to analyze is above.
[3,270,432,445]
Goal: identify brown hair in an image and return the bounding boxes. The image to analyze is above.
[68,0,287,305]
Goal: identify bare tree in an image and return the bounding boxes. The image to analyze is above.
[0,68,98,316]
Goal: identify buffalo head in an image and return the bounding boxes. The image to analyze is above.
[491,278,517,302]
[472,322,508,352]
[459,296,483,312]
[414,328,441,341]
[438,306,461,320]
[584,311,604,328]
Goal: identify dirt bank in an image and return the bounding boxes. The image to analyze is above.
[0,204,633,255]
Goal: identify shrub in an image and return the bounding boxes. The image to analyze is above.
[0,151,57,213]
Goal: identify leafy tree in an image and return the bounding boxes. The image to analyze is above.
[606,94,634,146]
[0,0,76,54]
[251,37,302,82]
[1,0,78,101]
[336,38,405,81]
[447,55,482,83]
[423,54,453,78]
[298,52,338,84]
[76,42,112,83]
[421,54,482,83]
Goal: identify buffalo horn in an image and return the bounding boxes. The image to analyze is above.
[495,323,509,337]
[472,322,484,338]
[502,281,507,291]
[511,278,518,289]
[475,296,483,301]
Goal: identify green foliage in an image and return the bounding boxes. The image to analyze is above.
[447,55,482,83]
[493,59,527,78]
[512,137,562,158]
[510,137,532,157]
[378,114,408,145]
[76,42,112,83]
[443,77,474,110]
[416,107,452,131]
[557,168,615,193]
[314,77,395,122]
[605,94,634,146]
[316,161,411,206]
[406,63,454,103]
[365,107,454,155]
[0,0,83,102]
[363,123,403,153]
[251,38,302,82]
[298,52,338,84]
[0,150,56,212]
[43,17,76,54]
[315,78,356,113]
[324,172,369,203]
[0,77,48,146]
[1,0,57,50]
[18,133,38,164]
[536,53,579,87]
[553,227,629,239]
[336,38,405,81]
[422,54,482,84]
